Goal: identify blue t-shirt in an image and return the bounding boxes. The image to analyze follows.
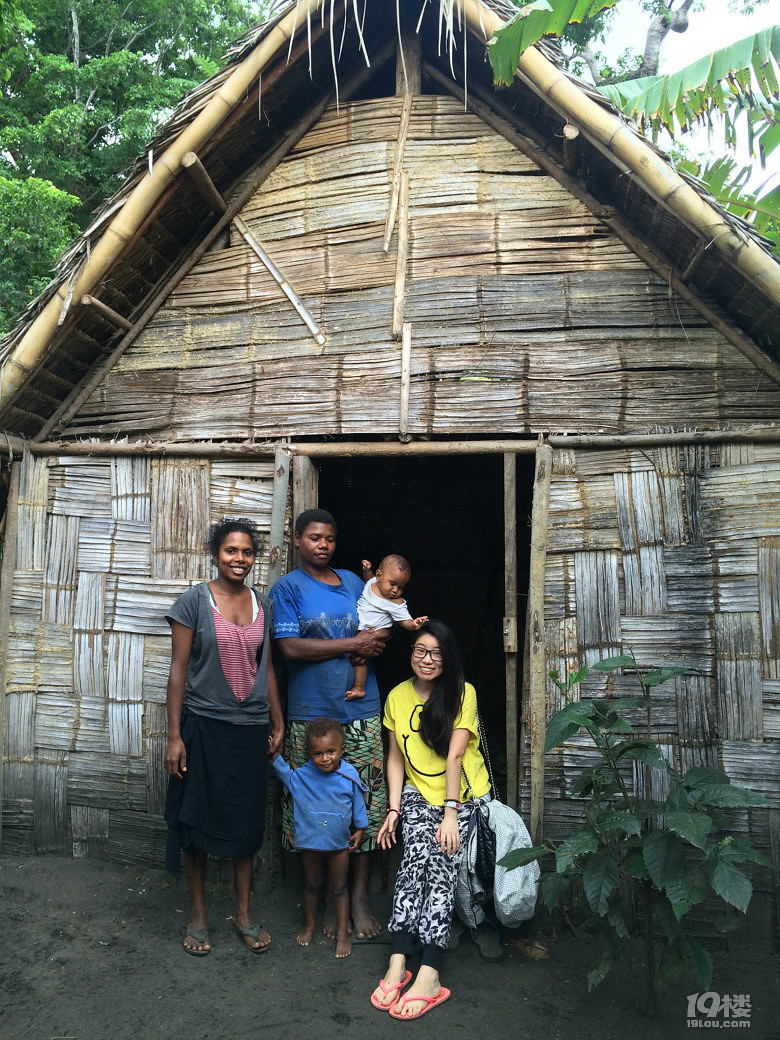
[269,567,380,722]
[272,756,368,851]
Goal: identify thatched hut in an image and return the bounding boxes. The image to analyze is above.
[1,0,779,930]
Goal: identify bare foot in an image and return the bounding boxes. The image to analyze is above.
[297,923,315,947]
[345,686,365,701]
[352,899,381,940]
[322,905,338,940]
[335,933,352,958]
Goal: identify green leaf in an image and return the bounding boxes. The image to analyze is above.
[696,784,766,808]
[606,900,629,938]
[653,892,680,942]
[710,856,753,913]
[659,937,686,981]
[664,785,690,813]
[556,828,599,872]
[564,665,589,691]
[587,950,614,991]
[499,845,548,870]
[590,655,635,672]
[643,667,687,687]
[643,831,685,888]
[718,839,773,868]
[622,850,649,880]
[666,810,714,850]
[632,798,665,820]
[713,914,741,933]
[540,870,571,910]
[544,701,596,751]
[592,808,641,837]
[583,851,620,915]
[684,766,730,789]
[681,936,713,991]
[488,0,620,86]
[614,742,670,773]
[664,871,710,921]
[598,27,780,143]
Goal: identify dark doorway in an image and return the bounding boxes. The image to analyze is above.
[317,454,533,794]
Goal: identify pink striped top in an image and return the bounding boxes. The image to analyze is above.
[211,602,265,703]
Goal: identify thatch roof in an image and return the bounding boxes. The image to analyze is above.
[1,0,779,440]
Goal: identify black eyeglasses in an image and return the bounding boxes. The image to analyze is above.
[412,645,442,662]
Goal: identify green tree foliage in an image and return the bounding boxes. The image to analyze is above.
[0,0,265,224]
[0,176,79,331]
[0,0,267,334]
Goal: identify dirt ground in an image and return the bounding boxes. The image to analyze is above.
[1,851,778,1040]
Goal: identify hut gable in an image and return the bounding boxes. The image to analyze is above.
[50,93,780,442]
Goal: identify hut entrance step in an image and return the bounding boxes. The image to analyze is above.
[316,453,534,802]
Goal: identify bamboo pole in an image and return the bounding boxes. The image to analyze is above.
[384,93,413,252]
[34,42,397,443]
[80,295,133,331]
[427,64,780,389]
[267,446,291,587]
[504,453,520,808]
[233,215,327,346]
[0,458,21,841]
[292,455,319,522]
[458,0,780,308]
[562,124,579,175]
[7,425,780,460]
[182,152,228,215]
[392,171,410,340]
[528,443,552,844]
[399,322,412,443]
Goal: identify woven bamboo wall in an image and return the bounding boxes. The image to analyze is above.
[62,95,780,441]
[2,451,284,863]
[533,442,780,938]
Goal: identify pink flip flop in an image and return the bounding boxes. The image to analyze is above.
[370,970,413,1012]
[389,986,451,1020]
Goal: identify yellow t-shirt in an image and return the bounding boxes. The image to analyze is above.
[383,679,491,805]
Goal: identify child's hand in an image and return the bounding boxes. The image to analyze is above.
[348,828,365,852]
[361,559,374,581]
[401,616,428,631]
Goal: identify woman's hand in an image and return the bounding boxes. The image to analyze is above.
[164,736,187,778]
[377,810,400,850]
[435,810,460,857]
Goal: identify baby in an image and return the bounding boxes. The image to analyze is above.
[272,717,367,958]
[345,554,428,701]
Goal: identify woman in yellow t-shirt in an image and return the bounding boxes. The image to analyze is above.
[369,620,491,1020]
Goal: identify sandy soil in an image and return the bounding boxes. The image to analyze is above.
[1,851,778,1040]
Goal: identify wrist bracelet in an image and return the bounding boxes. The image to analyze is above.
[386,807,400,816]
[443,799,461,810]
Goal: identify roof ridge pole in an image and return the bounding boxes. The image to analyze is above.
[458,0,780,309]
[0,0,328,408]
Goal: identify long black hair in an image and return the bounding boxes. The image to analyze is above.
[415,619,466,759]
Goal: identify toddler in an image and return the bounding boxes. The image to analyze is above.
[345,554,428,701]
[272,717,367,958]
